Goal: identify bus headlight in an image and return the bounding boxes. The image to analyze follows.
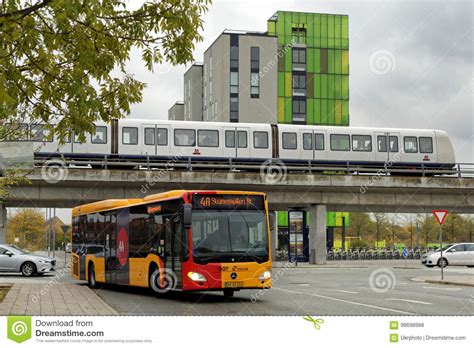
[187,272,207,282]
[258,270,272,281]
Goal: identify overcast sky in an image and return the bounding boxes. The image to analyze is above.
[15,0,473,225]
[127,0,473,162]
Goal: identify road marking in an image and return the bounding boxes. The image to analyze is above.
[327,289,358,294]
[386,298,432,305]
[272,287,417,315]
[422,286,462,291]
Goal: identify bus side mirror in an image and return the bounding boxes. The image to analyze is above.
[183,204,192,229]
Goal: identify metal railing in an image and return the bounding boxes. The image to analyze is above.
[32,154,474,178]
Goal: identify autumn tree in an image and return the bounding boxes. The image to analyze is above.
[0,0,211,141]
[348,212,371,240]
[7,208,45,250]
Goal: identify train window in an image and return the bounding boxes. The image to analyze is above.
[352,135,372,152]
[303,133,312,150]
[253,131,268,149]
[3,123,29,141]
[404,137,418,153]
[157,128,168,146]
[122,127,138,145]
[198,130,219,147]
[419,137,433,153]
[238,131,247,148]
[282,132,297,150]
[174,129,196,147]
[144,128,155,145]
[330,134,350,151]
[378,136,398,152]
[315,133,325,150]
[30,124,53,142]
[91,126,107,144]
[225,130,235,148]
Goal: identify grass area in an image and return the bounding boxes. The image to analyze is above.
[0,286,11,302]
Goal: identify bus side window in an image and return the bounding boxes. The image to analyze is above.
[164,218,172,259]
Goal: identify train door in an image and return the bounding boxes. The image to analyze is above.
[143,124,157,156]
[375,132,400,164]
[155,124,171,158]
[235,127,251,158]
[313,130,328,162]
[72,131,88,154]
[300,129,313,160]
[223,126,238,158]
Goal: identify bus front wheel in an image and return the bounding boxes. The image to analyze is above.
[88,264,98,289]
[223,289,234,298]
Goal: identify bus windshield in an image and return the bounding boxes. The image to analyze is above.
[191,210,269,264]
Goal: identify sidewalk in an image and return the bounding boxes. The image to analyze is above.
[273,259,424,268]
[0,283,117,315]
[412,275,474,287]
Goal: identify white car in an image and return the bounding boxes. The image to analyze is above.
[0,244,56,276]
[422,243,474,268]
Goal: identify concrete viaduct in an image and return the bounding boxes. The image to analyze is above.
[2,168,474,264]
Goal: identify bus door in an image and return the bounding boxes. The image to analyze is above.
[105,213,117,283]
[164,215,183,288]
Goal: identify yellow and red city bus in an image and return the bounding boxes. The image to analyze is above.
[71,190,272,297]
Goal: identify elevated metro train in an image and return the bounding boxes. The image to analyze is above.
[10,119,456,173]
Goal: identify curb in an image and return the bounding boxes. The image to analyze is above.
[410,277,474,287]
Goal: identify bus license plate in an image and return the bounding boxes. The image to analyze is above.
[224,282,243,288]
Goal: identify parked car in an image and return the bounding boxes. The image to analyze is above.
[422,243,474,268]
[0,244,56,276]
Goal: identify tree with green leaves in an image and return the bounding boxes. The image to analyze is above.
[0,0,211,142]
[7,208,45,250]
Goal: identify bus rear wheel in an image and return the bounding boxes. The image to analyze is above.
[223,289,234,298]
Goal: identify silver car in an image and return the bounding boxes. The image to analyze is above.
[422,243,474,268]
[0,244,56,276]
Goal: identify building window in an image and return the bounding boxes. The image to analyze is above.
[291,23,307,44]
[122,127,138,145]
[330,134,350,151]
[282,132,297,150]
[419,137,433,153]
[292,48,306,71]
[230,34,239,122]
[251,73,259,98]
[404,136,418,153]
[253,131,268,149]
[352,135,372,152]
[292,73,306,96]
[230,72,239,94]
[250,47,260,98]
[292,98,306,123]
[230,97,239,122]
[174,129,196,147]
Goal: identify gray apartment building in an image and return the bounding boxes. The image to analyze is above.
[170,30,278,124]
[167,101,184,121]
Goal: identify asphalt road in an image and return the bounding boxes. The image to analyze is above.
[87,264,474,316]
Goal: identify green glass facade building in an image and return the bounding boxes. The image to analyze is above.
[267,11,349,126]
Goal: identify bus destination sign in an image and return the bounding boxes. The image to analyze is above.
[192,194,264,210]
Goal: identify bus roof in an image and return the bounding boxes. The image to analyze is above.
[72,199,143,217]
[72,190,265,216]
[143,190,265,204]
